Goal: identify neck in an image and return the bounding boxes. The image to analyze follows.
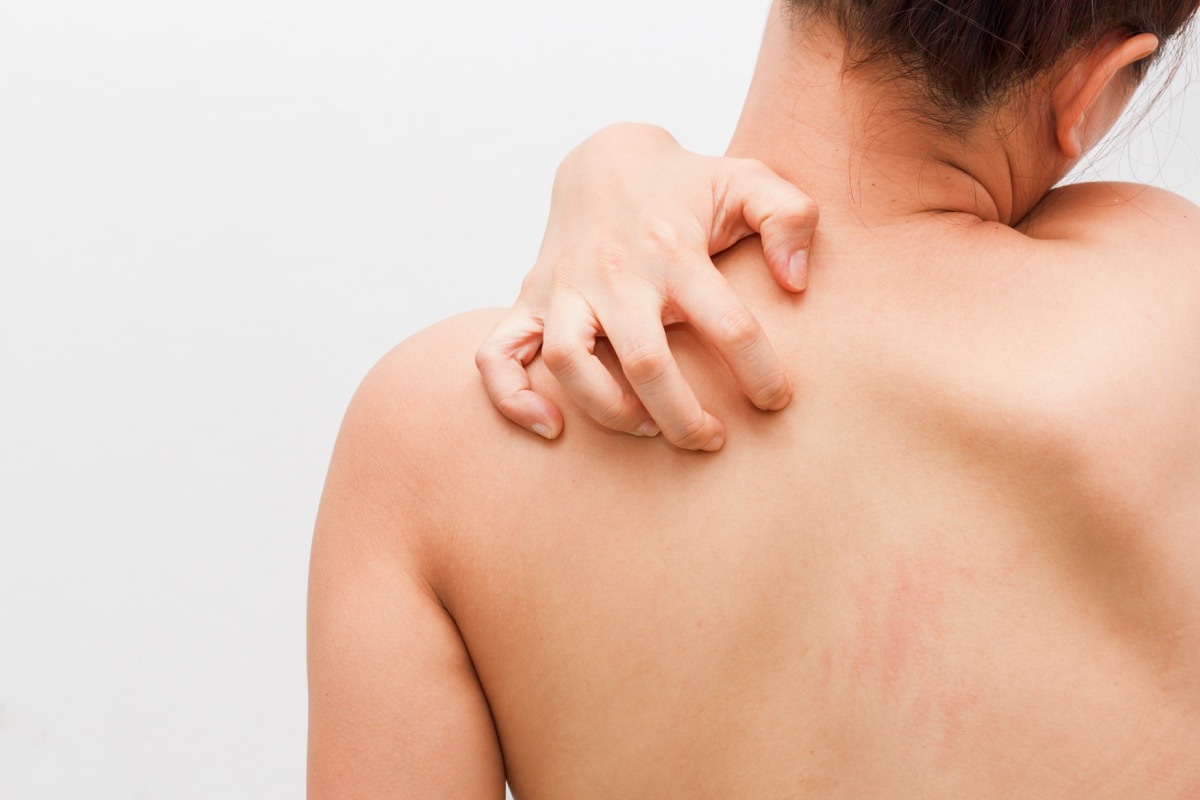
[727,5,1068,228]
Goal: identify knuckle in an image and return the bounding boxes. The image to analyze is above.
[716,308,760,351]
[592,247,629,280]
[493,392,525,421]
[736,158,781,190]
[734,155,772,178]
[731,156,769,178]
[664,413,711,448]
[777,197,820,229]
[518,270,544,298]
[620,341,671,385]
[591,398,635,430]
[643,217,688,257]
[753,369,791,409]
[475,340,509,373]
[474,344,494,371]
[772,195,820,230]
[583,244,635,289]
[541,339,577,376]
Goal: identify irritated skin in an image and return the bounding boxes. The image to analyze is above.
[307,9,1200,800]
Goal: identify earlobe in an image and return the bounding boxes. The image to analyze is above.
[1058,112,1085,161]
[1052,32,1160,160]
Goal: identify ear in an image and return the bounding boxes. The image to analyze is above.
[1052,32,1159,160]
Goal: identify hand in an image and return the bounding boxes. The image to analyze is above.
[476,123,819,451]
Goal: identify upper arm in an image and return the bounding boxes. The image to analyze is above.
[307,325,507,799]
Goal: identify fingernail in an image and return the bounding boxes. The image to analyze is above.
[701,431,725,452]
[532,423,555,440]
[635,421,660,437]
[788,250,809,291]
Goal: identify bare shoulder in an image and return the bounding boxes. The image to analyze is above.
[1023,180,1200,223]
[1014,181,1200,374]
[348,308,511,451]
[367,308,507,403]
[318,308,526,564]
[1021,181,1200,264]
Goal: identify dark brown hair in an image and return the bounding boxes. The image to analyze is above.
[784,0,1199,124]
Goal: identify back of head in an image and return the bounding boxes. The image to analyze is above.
[784,0,1200,126]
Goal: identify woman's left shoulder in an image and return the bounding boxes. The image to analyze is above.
[1021,181,1200,249]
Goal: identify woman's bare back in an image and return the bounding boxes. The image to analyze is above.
[309,182,1200,798]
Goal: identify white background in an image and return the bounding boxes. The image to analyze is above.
[1,2,1197,798]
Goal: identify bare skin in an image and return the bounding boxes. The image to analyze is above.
[308,7,1200,798]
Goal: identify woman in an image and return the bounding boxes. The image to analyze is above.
[309,1,1200,797]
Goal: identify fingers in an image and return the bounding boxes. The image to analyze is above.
[475,308,565,440]
[603,294,726,451]
[542,292,658,437]
[720,159,820,292]
[669,265,792,412]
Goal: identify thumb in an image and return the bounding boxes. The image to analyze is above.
[717,158,819,292]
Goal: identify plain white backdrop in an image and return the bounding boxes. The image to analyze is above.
[1,2,1197,798]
